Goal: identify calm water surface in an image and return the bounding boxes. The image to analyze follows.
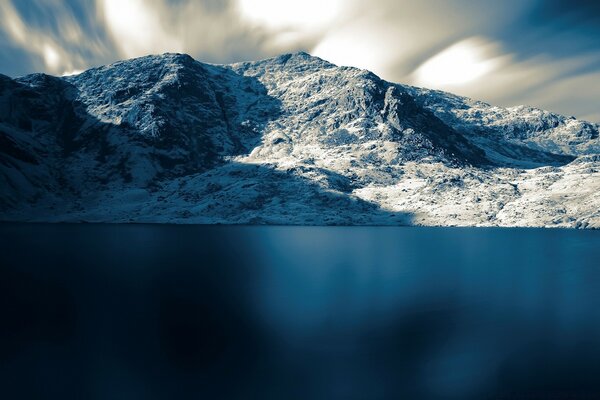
[1,224,599,399]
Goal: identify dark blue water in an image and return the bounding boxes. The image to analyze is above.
[1,224,599,399]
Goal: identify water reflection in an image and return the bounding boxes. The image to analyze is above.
[1,224,599,399]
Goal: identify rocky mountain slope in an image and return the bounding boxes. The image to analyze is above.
[1,52,599,227]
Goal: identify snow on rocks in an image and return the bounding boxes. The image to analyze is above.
[1,52,599,228]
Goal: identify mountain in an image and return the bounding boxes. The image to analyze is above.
[1,52,599,227]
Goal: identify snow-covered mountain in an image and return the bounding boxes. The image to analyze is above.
[1,52,599,227]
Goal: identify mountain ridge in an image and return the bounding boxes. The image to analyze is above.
[1,52,599,227]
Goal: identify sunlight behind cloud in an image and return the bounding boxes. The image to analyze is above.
[0,0,598,121]
[236,0,342,31]
[413,37,506,88]
[42,44,61,70]
[0,1,89,75]
[99,0,183,58]
[312,21,401,76]
[62,69,85,77]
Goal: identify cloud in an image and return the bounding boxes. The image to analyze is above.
[412,37,509,88]
[98,0,183,58]
[311,17,403,76]
[0,0,112,75]
[236,0,343,31]
[310,0,600,122]
[513,66,600,122]
[95,0,307,64]
[0,0,598,121]
[309,0,536,78]
[171,0,276,63]
[404,36,600,122]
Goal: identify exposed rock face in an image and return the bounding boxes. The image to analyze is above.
[1,52,599,227]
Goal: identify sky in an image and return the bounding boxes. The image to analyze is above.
[0,0,599,122]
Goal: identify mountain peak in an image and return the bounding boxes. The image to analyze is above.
[286,50,314,59]
[1,52,599,227]
[272,50,331,65]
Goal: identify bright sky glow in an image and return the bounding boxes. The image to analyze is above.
[42,44,61,70]
[312,21,399,75]
[0,0,599,121]
[61,69,84,76]
[414,38,505,88]
[236,0,342,30]
[101,0,182,58]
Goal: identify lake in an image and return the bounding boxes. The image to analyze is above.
[1,224,600,399]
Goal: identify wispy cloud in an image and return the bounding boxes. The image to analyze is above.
[98,0,183,58]
[0,0,112,75]
[0,0,598,122]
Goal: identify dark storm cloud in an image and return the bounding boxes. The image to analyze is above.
[0,0,598,122]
